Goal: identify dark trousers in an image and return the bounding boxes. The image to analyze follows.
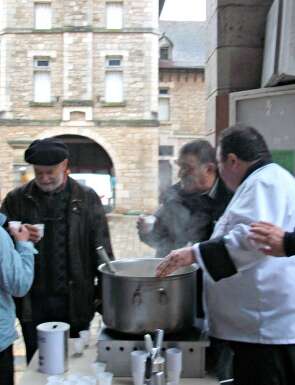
[19,295,90,364]
[21,320,89,364]
[0,345,14,385]
[206,337,234,382]
[231,341,295,385]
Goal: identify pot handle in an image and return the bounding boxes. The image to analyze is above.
[157,288,168,305]
[132,289,142,305]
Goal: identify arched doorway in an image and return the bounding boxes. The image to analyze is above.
[57,134,115,211]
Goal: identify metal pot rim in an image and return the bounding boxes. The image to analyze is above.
[98,257,197,280]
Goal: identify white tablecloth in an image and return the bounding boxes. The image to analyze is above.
[18,339,218,385]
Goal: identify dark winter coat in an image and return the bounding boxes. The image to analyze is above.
[0,177,114,329]
[139,179,232,258]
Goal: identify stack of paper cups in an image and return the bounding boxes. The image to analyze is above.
[166,348,182,385]
[130,350,147,385]
[37,322,70,375]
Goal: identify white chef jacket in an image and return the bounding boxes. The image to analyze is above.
[193,162,295,344]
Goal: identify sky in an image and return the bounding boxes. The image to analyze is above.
[160,0,206,21]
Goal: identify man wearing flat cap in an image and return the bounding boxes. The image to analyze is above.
[1,137,114,363]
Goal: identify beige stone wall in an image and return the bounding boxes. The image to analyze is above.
[159,69,206,136]
[0,124,159,212]
[1,32,158,120]
[158,69,206,184]
[4,34,63,119]
[4,0,159,29]
[0,0,160,212]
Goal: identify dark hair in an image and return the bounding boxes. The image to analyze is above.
[179,139,216,165]
[218,124,272,162]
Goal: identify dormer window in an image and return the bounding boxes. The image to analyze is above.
[160,47,169,60]
[159,34,173,61]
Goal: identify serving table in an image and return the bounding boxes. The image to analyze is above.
[18,339,218,385]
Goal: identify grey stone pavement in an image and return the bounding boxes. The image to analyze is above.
[14,214,217,384]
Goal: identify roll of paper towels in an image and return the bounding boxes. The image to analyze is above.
[37,322,70,374]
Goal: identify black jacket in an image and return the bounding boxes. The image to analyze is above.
[0,177,114,329]
[139,179,232,258]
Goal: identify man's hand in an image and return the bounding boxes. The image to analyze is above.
[156,246,195,277]
[23,224,42,243]
[136,215,155,234]
[10,224,30,242]
[249,221,285,256]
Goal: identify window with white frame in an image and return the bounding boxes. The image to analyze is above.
[106,2,123,29]
[34,2,52,30]
[159,88,170,121]
[33,58,51,102]
[105,56,123,103]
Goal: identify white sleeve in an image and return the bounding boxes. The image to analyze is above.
[194,179,289,281]
[224,180,287,271]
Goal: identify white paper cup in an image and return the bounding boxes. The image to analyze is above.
[8,221,22,231]
[97,371,113,385]
[79,330,90,348]
[166,348,182,383]
[73,337,84,356]
[91,361,106,378]
[34,223,45,238]
[143,215,156,233]
[131,350,147,385]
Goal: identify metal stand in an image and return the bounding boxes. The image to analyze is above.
[96,326,209,378]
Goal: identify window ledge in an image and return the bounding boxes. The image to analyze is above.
[101,101,126,107]
[34,28,52,32]
[105,28,123,32]
[29,101,55,107]
[62,100,93,107]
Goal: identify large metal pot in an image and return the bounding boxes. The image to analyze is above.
[98,258,197,334]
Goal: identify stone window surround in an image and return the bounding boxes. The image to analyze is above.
[28,50,57,105]
[33,1,52,30]
[100,50,128,106]
[105,0,124,30]
[63,106,93,122]
[159,86,171,124]
[159,35,173,61]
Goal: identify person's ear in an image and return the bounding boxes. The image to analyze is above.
[227,153,239,168]
[206,162,216,174]
[62,159,69,171]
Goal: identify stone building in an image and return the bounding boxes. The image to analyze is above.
[0,0,163,212]
[0,0,207,212]
[207,0,295,174]
[158,21,206,195]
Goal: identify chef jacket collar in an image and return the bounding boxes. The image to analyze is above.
[240,158,272,185]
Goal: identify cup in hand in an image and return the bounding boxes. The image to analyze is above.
[33,223,45,239]
[8,221,22,231]
[131,350,147,385]
[141,215,156,233]
[166,348,182,385]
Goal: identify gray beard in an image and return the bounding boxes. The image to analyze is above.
[35,175,64,193]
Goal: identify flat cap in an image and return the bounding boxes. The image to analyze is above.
[24,138,69,166]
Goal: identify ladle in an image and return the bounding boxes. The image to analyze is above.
[96,246,117,274]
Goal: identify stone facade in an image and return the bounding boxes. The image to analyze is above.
[206,0,273,140]
[159,69,206,182]
[0,0,160,212]
[158,21,206,187]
